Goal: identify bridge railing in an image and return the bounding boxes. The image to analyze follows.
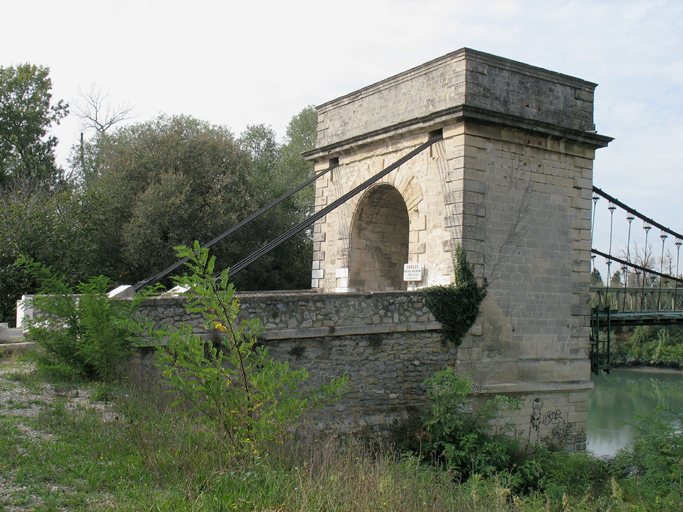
[590,286,683,314]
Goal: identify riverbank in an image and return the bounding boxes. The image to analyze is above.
[3,357,683,510]
[0,358,560,511]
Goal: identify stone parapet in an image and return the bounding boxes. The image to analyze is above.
[137,290,437,337]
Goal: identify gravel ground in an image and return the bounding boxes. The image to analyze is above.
[0,358,114,511]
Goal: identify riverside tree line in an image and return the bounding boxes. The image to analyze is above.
[0,63,317,323]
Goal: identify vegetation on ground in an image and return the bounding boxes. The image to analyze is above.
[154,243,349,453]
[1,255,681,510]
[2,355,682,511]
[610,325,683,367]
[18,256,154,382]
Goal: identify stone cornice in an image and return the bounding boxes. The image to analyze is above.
[304,104,613,161]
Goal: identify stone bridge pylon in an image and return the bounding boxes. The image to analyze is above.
[300,48,612,446]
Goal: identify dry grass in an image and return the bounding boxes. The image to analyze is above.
[0,358,611,512]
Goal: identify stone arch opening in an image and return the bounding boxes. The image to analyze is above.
[349,184,410,292]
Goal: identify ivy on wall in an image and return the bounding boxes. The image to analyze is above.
[423,245,488,345]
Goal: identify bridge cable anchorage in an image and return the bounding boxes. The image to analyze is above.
[218,134,444,280]
[132,160,341,291]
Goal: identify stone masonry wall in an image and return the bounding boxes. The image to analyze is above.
[454,122,595,395]
[131,290,587,448]
[310,131,458,292]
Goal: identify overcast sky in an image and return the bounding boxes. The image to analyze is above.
[3,0,682,272]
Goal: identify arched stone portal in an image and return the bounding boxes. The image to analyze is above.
[349,185,409,292]
[303,48,614,446]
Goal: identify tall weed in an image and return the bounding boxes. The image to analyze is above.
[153,243,349,454]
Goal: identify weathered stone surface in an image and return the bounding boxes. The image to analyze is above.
[133,289,591,448]
[293,49,612,446]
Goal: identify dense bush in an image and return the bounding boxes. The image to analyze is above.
[612,325,683,366]
[19,256,152,381]
[392,369,614,500]
[613,406,683,510]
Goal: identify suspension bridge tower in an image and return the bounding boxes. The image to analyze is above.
[304,49,613,446]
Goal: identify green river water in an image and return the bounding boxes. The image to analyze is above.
[587,367,683,457]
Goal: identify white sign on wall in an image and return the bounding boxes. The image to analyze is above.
[403,263,423,282]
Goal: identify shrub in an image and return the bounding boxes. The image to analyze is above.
[614,406,683,509]
[391,369,614,500]
[422,369,522,479]
[153,242,349,453]
[395,369,522,480]
[18,256,152,381]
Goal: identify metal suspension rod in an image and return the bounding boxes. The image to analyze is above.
[675,240,682,312]
[221,134,443,280]
[606,203,616,297]
[621,263,629,312]
[641,224,651,312]
[625,215,634,264]
[133,160,339,291]
[593,186,683,241]
[591,195,599,271]
[658,232,667,309]
[624,214,634,310]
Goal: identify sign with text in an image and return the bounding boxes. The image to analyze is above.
[403,263,423,282]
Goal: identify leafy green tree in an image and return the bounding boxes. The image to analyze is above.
[0,64,76,322]
[240,123,281,201]
[239,106,318,290]
[278,105,317,215]
[235,109,317,290]
[591,268,603,286]
[75,114,253,285]
[0,64,68,193]
[68,106,318,292]
[0,191,103,322]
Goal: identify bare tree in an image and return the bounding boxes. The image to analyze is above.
[73,84,135,135]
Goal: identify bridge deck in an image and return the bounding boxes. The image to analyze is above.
[597,311,683,327]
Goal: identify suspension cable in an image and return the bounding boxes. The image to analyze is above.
[133,160,339,291]
[593,186,683,241]
[219,134,443,280]
[591,249,683,286]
